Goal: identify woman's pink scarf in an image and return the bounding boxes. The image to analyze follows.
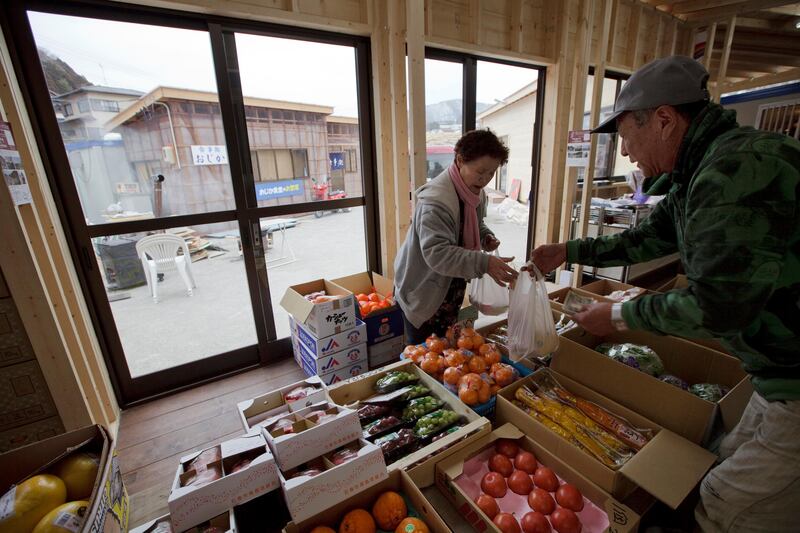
[448,163,481,251]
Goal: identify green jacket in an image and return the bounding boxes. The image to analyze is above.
[567,103,800,401]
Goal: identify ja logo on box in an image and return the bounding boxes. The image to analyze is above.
[323,338,340,354]
[322,357,340,371]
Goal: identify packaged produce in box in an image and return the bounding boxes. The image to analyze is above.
[280,279,356,338]
[260,402,361,471]
[168,433,279,532]
[436,423,642,533]
[131,511,236,533]
[331,272,404,345]
[279,438,388,523]
[237,376,327,433]
[496,368,715,508]
[0,425,128,533]
[327,360,491,486]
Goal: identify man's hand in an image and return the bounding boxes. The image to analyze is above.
[573,303,616,336]
[526,243,567,275]
[487,254,518,287]
[483,234,500,252]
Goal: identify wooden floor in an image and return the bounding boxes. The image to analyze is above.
[117,358,306,528]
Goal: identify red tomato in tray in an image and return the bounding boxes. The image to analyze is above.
[521,512,552,533]
[533,466,559,492]
[489,453,514,477]
[495,439,519,458]
[508,470,534,495]
[555,483,584,512]
[514,450,538,474]
[550,508,582,533]
[474,493,499,520]
[528,487,556,515]
[493,513,521,533]
[481,472,508,498]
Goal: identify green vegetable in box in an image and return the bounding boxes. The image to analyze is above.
[689,383,729,402]
[595,342,665,377]
[402,396,444,421]
[375,371,418,393]
[396,385,430,401]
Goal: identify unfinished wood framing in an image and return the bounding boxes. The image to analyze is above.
[703,23,717,70]
[713,15,737,100]
[407,0,427,192]
[0,28,119,432]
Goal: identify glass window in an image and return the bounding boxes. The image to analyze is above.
[28,12,238,225]
[234,32,365,206]
[91,99,120,112]
[425,58,463,182]
[475,60,538,263]
[63,103,73,116]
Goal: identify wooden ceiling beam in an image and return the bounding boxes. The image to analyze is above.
[763,2,800,14]
[719,67,800,93]
[682,0,799,22]
[672,0,749,15]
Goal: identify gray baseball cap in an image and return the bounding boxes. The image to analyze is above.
[592,55,710,134]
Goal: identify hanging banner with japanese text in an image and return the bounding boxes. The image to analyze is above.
[191,145,229,165]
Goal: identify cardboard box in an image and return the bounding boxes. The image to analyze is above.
[168,433,280,531]
[280,438,388,522]
[290,316,367,359]
[496,368,716,508]
[293,336,368,377]
[131,512,236,533]
[0,425,129,533]
[436,423,642,533]
[655,274,688,293]
[579,279,650,301]
[261,402,362,471]
[281,279,356,338]
[559,328,750,444]
[331,272,404,346]
[283,469,449,533]
[237,376,328,433]
[367,335,403,369]
[301,357,369,386]
[327,360,492,486]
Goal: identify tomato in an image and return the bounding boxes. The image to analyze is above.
[493,513,521,533]
[508,470,534,495]
[528,487,556,515]
[368,292,381,303]
[533,466,559,492]
[357,293,369,302]
[550,508,581,533]
[514,451,538,474]
[495,439,519,458]
[521,512,552,533]
[473,493,499,520]
[555,484,584,512]
[489,454,514,477]
[480,472,507,498]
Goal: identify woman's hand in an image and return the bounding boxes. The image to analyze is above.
[487,254,518,286]
[483,234,500,251]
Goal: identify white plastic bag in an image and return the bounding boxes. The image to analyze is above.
[469,251,510,316]
[507,264,559,361]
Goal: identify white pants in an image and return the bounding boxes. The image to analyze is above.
[695,392,800,532]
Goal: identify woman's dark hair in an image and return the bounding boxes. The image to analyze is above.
[454,129,509,165]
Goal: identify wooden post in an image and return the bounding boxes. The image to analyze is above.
[573,0,614,287]
[554,0,595,283]
[511,0,524,53]
[669,17,679,55]
[625,1,642,68]
[713,16,736,101]
[407,0,427,192]
[702,22,717,71]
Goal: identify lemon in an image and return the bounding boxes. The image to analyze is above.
[32,501,89,533]
[52,453,99,501]
[0,474,66,533]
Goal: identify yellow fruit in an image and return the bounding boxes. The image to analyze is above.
[52,453,99,501]
[32,501,89,533]
[0,474,66,533]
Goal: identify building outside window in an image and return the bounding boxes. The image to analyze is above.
[91,98,120,112]
[77,98,90,113]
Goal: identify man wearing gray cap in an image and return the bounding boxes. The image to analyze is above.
[530,55,800,531]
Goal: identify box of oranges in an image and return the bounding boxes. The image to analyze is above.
[282,469,450,533]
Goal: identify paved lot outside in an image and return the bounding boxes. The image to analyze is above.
[111,202,529,376]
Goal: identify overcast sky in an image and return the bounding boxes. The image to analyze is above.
[28,11,538,117]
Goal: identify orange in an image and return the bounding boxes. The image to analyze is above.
[311,527,337,533]
[339,509,376,533]
[372,491,408,530]
[457,336,474,350]
[483,349,501,366]
[468,356,488,374]
[459,387,478,405]
[477,380,491,403]
[443,366,463,385]
[395,517,430,533]
[472,334,485,349]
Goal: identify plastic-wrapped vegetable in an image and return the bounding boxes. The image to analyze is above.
[374,428,419,462]
[375,371,419,393]
[689,383,729,402]
[362,416,402,439]
[659,374,689,390]
[432,425,462,442]
[396,385,430,402]
[358,403,391,422]
[413,409,460,439]
[595,343,665,377]
[402,396,444,421]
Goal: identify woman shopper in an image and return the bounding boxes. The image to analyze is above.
[394,129,518,345]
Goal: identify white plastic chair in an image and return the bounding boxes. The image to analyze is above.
[135,234,196,303]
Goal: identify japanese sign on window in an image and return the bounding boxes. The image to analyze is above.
[329,152,345,171]
[255,179,305,201]
[191,145,229,166]
[0,122,32,206]
[567,130,591,167]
